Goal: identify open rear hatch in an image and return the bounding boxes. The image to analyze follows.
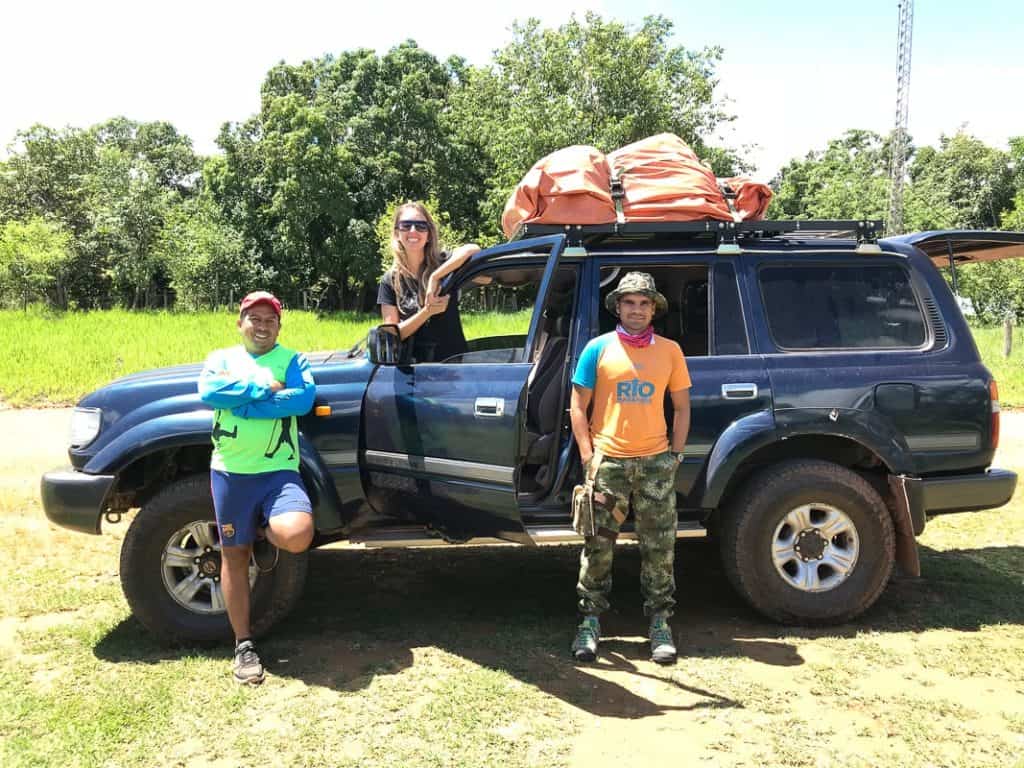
[886,230,1024,265]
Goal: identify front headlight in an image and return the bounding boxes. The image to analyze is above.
[69,407,102,448]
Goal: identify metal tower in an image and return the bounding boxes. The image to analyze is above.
[888,0,914,234]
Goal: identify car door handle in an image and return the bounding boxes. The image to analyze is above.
[474,397,505,417]
[722,383,758,400]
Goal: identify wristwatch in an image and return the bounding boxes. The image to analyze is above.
[674,451,685,464]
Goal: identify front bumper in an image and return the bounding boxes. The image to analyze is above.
[922,468,1017,516]
[40,467,116,535]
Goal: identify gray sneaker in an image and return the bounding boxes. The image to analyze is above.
[649,615,676,665]
[233,640,265,685]
[571,615,601,662]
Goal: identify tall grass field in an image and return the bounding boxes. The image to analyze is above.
[0,307,531,406]
[966,324,1024,406]
[0,308,1021,407]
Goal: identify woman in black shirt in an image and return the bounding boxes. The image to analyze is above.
[377,202,480,362]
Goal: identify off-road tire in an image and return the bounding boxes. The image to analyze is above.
[720,459,894,625]
[120,474,308,645]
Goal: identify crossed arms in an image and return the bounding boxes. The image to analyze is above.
[199,351,315,419]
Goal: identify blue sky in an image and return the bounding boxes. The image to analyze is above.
[2,0,1020,179]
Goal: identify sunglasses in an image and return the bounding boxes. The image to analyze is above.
[397,220,430,232]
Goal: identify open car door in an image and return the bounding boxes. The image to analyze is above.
[886,230,1024,265]
[361,235,567,544]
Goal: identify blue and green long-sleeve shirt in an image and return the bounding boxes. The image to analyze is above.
[198,343,315,474]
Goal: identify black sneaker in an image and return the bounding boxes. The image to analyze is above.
[252,533,279,574]
[233,640,265,685]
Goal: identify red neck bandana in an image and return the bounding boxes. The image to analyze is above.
[616,323,654,348]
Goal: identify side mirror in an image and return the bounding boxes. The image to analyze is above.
[367,324,402,365]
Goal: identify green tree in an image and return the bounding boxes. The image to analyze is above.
[86,145,174,307]
[87,119,200,307]
[0,125,98,236]
[0,118,200,308]
[768,129,892,220]
[92,117,200,191]
[0,217,73,308]
[157,195,260,309]
[213,42,477,309]
[905,131,1013,231]
[0,125,110,307]
[1002,190,1024,230]
[213,79,358,307]
[901,132,1016,321]
[999,136,1024,230]
[453,13,737,238]
[954,259,1024,323]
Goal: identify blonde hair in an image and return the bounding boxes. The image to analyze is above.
[390,202,443,304]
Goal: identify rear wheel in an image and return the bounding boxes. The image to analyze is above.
[720,460,894,625]
[120,474,308,645]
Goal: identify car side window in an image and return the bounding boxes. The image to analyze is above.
[598,264,710,357]
[759,263,927,350]
[440,265,577,364]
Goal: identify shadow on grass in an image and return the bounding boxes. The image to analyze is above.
[94,540,1024,718]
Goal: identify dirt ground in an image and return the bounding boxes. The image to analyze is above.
[0,408,71,519]
[5,408,1024,767]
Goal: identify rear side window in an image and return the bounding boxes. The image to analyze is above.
[760,264,927,349]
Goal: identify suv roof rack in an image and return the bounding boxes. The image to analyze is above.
[511,219,884,248]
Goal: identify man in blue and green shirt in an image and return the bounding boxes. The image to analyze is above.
[199,291,316,684]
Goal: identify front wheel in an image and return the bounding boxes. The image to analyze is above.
[720,460,894,625]
[120,474,308,645]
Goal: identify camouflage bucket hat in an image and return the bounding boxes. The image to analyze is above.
[604,272,668,317]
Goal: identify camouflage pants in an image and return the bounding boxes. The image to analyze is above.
[576,450,678,618]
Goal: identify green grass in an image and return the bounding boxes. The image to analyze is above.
[966,323,1024,407]
[0,307,531,406]
[3,613,567,768]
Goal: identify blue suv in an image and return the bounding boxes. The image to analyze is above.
[41,220,1021,643]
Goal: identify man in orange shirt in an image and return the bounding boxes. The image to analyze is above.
[569,272,691,664]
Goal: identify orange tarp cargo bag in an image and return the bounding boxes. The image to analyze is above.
[501,145,617,239]
[607,133,732,222]
[500,134,774,236]
[722,176,773,221]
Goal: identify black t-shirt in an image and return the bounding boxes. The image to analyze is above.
[376,253,468,363]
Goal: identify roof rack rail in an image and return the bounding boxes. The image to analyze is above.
[511,219,884,247]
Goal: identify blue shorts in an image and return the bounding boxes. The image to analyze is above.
[211,469,312,547]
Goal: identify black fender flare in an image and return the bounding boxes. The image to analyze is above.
[700,410,779,508]
[86,412,344,533]
[700,407,915,509]
[773,407,914,474]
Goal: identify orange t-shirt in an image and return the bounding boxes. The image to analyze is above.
[571,332,691,458]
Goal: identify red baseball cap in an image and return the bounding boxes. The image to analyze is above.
[239,291,282,317]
